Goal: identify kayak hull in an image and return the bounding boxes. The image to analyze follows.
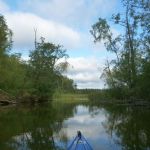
[67,132,93,150]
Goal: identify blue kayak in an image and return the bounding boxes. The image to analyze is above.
[67,131,93,150]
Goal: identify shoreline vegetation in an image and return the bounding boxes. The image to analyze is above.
[1,89,150,108]
[53,93,88,103]
[0,14,76,105]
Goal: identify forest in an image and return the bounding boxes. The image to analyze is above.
[0,14,76,104]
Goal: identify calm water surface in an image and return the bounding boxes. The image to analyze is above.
[0,102,150,150]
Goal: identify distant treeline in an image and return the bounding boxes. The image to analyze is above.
[90,0,150,101]
[0,14,76,103]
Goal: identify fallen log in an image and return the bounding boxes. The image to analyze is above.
[0,100,16,105]
[0,89,16,106]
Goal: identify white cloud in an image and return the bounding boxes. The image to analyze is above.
[18,0,117,28]
[65,57,106,89]
[5,12,81,50]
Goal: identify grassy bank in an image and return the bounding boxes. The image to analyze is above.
[53,93,89,104]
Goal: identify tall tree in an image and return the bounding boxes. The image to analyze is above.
[28,37,68,101]
[91,0,149,97]
[0,14,13,92]
[0,14,12,56]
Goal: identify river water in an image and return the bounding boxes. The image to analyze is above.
[0,102,150,150]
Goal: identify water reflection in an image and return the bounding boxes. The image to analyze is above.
[61,105,121,150]
[0,103,75,150]
[0,102,150,150]
[101,105,150,150]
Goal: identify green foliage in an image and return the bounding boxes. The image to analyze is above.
[0,14,12,56]
[0,15,75,103]
[55,75,76,94]
[136,61,150,99]
[27,38,69,101]
[0,14,25,96]
[0,54,26,95]
[91,0,150,100]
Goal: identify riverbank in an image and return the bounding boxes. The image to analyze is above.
[1,89,150,108]
[89,98,150,108]
[53,93,89,104]
[0,90,16,106]
[88,90,150,108]
[0,91,89,107]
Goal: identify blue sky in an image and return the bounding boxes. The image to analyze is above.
[0,0,122,89]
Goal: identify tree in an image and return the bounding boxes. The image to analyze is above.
[56,75,76,93]
[91,0,149,98]
[0,14,12,56]
[0,14,13,93]
[0,14,73,102]
[28,37,68,101]
[1,53,27,95]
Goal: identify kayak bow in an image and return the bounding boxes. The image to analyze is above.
[67,131,93,150]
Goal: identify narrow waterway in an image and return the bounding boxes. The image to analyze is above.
[0,102,150,150]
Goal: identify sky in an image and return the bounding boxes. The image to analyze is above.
[0,0,122,89]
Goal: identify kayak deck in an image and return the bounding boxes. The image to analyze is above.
[67,131,93,150]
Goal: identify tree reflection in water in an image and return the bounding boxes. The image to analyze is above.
[0,102,76,150]
[1,102,150,150]
[90,104,150,150]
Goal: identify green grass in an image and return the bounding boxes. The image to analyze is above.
[53,93,89,103]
